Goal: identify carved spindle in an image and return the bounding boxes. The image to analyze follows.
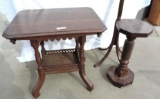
[40,41,46,58]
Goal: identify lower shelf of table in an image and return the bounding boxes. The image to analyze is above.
[42,49,79,74]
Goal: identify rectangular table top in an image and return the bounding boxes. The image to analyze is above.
[3,7,106,39]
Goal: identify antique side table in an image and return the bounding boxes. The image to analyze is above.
[2,7,106,98]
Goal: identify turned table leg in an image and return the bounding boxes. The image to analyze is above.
[30,40,45,98]
[107,37,135,88]
[78,36,94,91]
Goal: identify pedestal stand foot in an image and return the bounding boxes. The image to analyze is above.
[107,66,134,88]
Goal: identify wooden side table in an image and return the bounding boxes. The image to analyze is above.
[3,8,106,98]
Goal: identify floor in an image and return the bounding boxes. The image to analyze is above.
[0,22,160,99]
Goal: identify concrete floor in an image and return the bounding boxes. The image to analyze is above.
[0,24,160,99]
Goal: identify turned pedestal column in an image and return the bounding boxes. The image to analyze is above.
[107,19,153,87]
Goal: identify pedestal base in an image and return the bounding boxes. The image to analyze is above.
[107,66,134,88]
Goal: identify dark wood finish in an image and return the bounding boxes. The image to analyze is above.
[94,0,153,87]
[43,49,79,74]
[3,7,106,39]
[2,7,106,98]
[94,0,124,67]
[78,36,94,91]
[30,40,45,97]
[107,66,134,88]
[116,19,153,37]
[107,19,153,87]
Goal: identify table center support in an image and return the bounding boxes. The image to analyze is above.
[115,37,135,77]
[107,36,135,87]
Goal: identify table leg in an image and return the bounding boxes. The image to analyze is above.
[78,36,94,91]
[107,37,135,87]
[30,40,45,98]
